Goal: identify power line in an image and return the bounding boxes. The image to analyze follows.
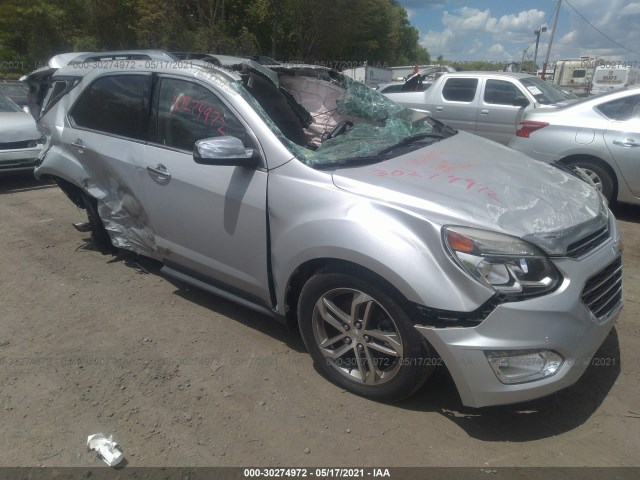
[564,0,640,55]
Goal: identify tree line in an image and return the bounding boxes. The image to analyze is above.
[0,0,430,76]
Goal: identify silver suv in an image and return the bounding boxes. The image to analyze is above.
[30,58,622,407]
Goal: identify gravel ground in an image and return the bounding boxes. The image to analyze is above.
[1,172,639,468]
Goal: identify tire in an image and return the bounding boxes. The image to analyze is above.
[81,194,114,254]
[298,270,435,402]
[566,159,616,203]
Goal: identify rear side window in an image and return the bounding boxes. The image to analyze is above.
[442,78,478,102]
[483,80,521,105]
[154,78,246,151]
[595,94,640,121]
[70,75,151,141]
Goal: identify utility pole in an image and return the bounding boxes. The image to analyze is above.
[541,0,562,80]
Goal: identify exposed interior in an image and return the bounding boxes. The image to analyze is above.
[235,64,435,166]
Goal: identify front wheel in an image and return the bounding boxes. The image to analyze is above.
[566,159,616,203]
[298,271,435,401]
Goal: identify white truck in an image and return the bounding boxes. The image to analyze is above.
[342,65,392,88]
[383,71,576,145]
[550,58,595,97]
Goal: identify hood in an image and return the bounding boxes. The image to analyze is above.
[332,132,607,255]
[0,112,40,143]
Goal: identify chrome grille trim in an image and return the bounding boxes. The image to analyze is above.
[566,226,609,258]
[581,257,623,319]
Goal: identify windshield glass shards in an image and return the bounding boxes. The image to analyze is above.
[237,67,456,168]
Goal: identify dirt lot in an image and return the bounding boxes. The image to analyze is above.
[1,172,639,469]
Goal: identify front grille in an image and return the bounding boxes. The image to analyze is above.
[0,140,32,150]
[566,226,609,258]
[581,256,623,319]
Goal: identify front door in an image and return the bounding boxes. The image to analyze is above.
[141,76,271,303]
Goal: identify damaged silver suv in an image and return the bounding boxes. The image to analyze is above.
[29,56,622,407]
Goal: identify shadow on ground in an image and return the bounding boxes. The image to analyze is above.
[612,203,639,224]
[106,246,621,442]
[0,172,53,194]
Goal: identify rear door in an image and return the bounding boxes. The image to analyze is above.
[476,78,528,144]
[140,75,271,303]
[66,73,152,250]
[601,93,640,196]
[430,77,480,134]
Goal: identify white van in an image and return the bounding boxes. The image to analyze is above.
[591,65,640,95]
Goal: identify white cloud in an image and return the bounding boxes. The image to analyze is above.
[415,1,640,62]
[495,10,546,32]
[488,44,510,59]
[421,7,547,59]
[442,7,496,32]
[620,2,640,15]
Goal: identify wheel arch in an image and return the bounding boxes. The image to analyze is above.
[559,154,618,200]
[283,258,418,331]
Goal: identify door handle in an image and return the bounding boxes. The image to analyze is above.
[480,109,489,114]
[613,138,640,147]
[146,164,171,179]
[70,139,85,150]
[436,106,443,111]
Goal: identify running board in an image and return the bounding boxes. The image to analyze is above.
[160,265,275,319]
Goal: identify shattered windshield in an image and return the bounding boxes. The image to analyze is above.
[234,69,455,168]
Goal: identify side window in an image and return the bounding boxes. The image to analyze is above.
[70,75,150,140]
[155,78,246,151]
[572,69,586,79]
[483,80,521,106]
[441,78,478,102]
[595,95,640,121]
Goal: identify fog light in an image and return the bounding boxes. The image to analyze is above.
[485,350,563,384]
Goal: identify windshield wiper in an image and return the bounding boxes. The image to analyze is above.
[429,117,458,136]
[313,155,392,170]
[377,133,445,155]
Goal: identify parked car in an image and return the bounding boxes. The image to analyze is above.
[28,58,622,407]
[0,79,30,112]
[509,86,640,205]
[0,93,44,174]
[383,72,577,145]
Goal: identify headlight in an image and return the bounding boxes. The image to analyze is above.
[442,226,561,299]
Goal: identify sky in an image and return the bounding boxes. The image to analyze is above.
[397,0,640,65]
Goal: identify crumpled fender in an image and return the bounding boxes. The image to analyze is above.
[34,145,107,200]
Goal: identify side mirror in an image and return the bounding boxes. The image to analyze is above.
[512,96,530,108]
[193,136,261,167]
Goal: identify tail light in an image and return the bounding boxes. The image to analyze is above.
[516,121,549,138]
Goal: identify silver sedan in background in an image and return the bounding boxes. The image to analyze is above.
[0,93,43,174]
[509,86,640,205]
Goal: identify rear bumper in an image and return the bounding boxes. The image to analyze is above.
[0,147,42,174]
[415,232,622,408]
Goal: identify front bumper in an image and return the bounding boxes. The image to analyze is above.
[0,147,42,174]
[415,234,622,408]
